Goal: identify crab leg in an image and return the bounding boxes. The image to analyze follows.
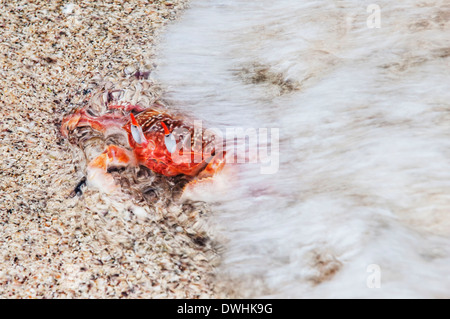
[61,108,128,137]
[195,151,227,179]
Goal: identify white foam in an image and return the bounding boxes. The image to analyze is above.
[154,0,450,298]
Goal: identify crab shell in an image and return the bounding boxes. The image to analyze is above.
[122,108,223,177]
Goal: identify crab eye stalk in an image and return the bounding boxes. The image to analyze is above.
[164,133,177,153]
[131,124,143,144]
[161,121,177,153]
[130,114,147,145]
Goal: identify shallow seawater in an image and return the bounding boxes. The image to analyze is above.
[154,0,450,298]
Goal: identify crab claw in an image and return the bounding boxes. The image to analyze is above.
[86,145,135,193]
[60,109,82,138]
[61,108,128,138]
[182,161,232,202]
[182,151,227,196]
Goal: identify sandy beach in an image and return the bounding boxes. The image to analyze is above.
[3,0,450,299]
[0,0,231,298]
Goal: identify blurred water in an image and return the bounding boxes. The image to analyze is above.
[154,0,450,298]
